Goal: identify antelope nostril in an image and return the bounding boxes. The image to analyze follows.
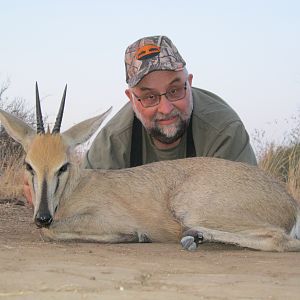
[35,213,53,228]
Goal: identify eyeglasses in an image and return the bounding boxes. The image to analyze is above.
[132,82,187,108]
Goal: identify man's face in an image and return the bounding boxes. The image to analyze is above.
[125,70,193,146]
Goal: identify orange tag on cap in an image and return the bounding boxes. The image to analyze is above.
[136,45,160,60]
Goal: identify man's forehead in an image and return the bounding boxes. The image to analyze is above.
[134,70,186,90]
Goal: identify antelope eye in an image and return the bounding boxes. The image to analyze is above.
[57,163,69,176]
[25,162,34,175]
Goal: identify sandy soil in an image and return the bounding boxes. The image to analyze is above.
[0,199,300,300]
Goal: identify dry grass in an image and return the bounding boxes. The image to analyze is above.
[0,150,24,200]
[258,143,300,202]
[0,80,34,200]
[254,112,300,202]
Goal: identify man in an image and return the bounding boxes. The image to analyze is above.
[24,35,256,204]
[84,35,257,169]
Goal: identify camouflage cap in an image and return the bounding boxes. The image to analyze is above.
[125,35,186,87]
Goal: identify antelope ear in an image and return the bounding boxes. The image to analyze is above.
[0,109,35,152]
[62,107,112,149]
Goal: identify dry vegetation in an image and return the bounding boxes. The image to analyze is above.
[0,82,299,203]
[0,148,24,200]
[254,114,300,202]
[0,81,34,200]
[258,143,300,201]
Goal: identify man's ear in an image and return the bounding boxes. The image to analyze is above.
[125,89,133,103]
[188,74,193,87]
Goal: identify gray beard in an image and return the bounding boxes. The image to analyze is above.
[147,119,189,144]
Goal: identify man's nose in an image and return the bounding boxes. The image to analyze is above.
[157,95,174,114]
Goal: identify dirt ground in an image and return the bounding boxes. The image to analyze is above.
[0,199,300,300]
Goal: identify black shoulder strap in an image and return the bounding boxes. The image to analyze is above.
[186,118,196,157]
[130,116,143,167]
[130,116,196,168]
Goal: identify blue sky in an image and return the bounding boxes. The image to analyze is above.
[1,0,300,147]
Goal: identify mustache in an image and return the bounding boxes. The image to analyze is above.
[154,110,180,122]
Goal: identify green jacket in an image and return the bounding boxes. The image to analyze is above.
[84,87,257,169]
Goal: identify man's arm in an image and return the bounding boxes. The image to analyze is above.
[207,121,257,165]
[83,126,131,170]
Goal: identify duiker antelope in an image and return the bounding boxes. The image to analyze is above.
[0,84,300,252]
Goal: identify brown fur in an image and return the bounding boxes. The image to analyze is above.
[27,134,67,171]
[46,156,300,251]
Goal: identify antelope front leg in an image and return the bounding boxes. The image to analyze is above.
[42,228,140,243]
[41,214,140,244]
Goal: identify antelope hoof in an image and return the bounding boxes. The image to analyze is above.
[180,230,204,251]
[138,232,152,243]
[181,236,197,251]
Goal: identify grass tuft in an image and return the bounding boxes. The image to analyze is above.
[0,149,24,199]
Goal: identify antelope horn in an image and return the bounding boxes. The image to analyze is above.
[36,82,45,134]
[52,85,67,134]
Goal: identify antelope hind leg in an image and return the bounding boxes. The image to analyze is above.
[181,226,300,252]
